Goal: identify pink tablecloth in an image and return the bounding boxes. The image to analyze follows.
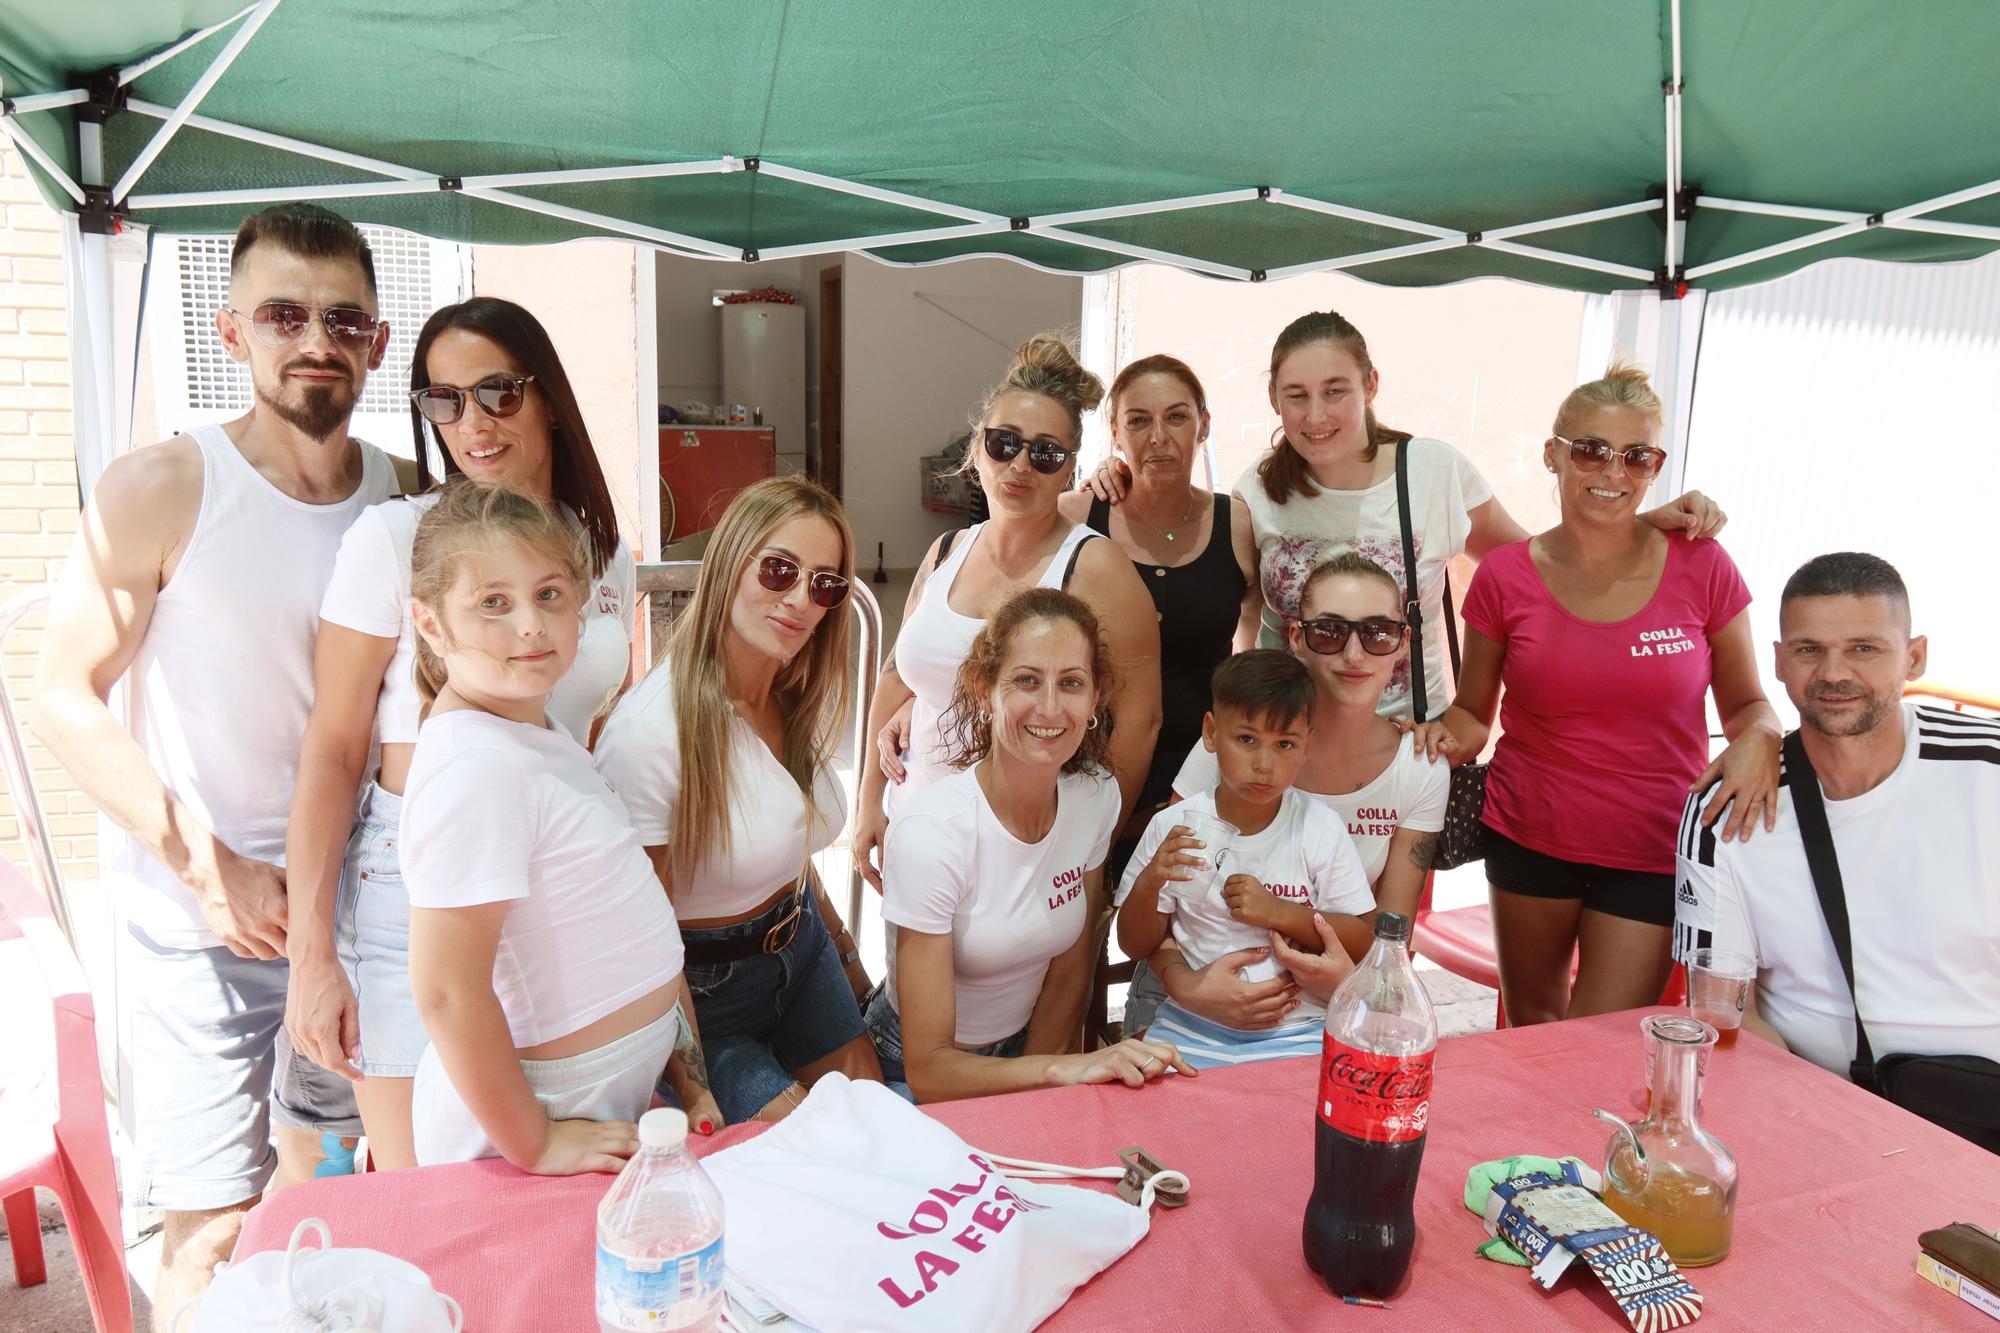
[235,1009,2000,1330]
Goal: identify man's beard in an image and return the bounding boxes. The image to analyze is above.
[255,361,358,440]
[1799,685,1893,738]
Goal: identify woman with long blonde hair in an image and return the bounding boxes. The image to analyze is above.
[597,477,883,1123]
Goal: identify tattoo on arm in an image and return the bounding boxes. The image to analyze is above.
[671,1001,713,1093]
[1408,833,1440,872]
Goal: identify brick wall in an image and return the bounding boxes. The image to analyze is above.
[0,140,96,883]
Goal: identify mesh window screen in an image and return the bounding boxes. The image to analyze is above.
[174,225,441,416]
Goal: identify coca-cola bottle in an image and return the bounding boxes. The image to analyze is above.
[1303,911,1438,1299]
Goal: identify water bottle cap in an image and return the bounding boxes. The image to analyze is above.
[639,1107,689,1151]
[1373,911,1412,943]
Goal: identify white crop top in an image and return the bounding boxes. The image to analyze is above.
[885,520,1098,819]
[882,766,1120,1047]
[400,708,683,1049]
[318,493,636,746]
[593,661,847,921]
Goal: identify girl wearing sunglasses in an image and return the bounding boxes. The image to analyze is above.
[1412,365,1781,1027]
[283,297,635,1168]
[855,334,1163,892]
[597,478,886,1124]
[1131,552,1451,1034]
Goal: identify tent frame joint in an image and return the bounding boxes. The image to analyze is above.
[1865,212,1884,228]
[438,176,462,191]
[743,156,761,172]
[1009,216,1030,231]
[78,187,123,236]
[1653,265,1690,300]
[1256,185,1272,201]
[1466,230,1483,244]
[76,68,127,124]
[1250,269,1266,282]
[1675,182,1700,221]
[742,248,759,262]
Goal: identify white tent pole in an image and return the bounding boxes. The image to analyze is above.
[1687,220,1870,280]
[0,117,86,204]
[67,118,120,500]
[1882,175,2000,223]
[125,99,430,180]
[457,160,740,191]
[1664,0,1685,276]
[1266,190,1458,239]
[1032,189,1262,229]
[112,0,285,203]
[1480,239,1655,282]
[755,220,1009,262]
[1481,198,1662,241]
[458,185,739,258]
[1263,235,1467,282]
[1699,196,1858,223]
[5,90,89,115]
[118,2,262,85]
[1035,226,1253,280]
[130,178,444,208]
[754,161,1000,224]
[1891,217,2000,243]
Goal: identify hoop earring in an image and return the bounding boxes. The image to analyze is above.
[1087,713,1101,730]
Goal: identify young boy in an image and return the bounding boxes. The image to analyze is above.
[1114,650,1374,1066]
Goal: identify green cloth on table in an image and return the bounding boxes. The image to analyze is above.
[1462,1155,1594,1267]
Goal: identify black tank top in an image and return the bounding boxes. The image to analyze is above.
[1087,492,1247,817]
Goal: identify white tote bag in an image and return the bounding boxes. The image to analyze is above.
[702,1075,1182,1332]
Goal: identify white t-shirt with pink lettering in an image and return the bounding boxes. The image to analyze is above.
[882,767,1119,1047]
[1117,788,1373,1020]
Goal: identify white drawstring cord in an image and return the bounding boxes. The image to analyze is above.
[167,1218,463,1333]
[983,1153,1191,1212]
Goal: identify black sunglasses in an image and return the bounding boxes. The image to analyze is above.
[1553,433,1668,481]
[225,301,381,349]
[982,426,1078,476]
[1294,615,1408,657]
[758,554,851,609]
[410,374,537,426]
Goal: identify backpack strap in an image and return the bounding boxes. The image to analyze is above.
[1782,729,1877,1074]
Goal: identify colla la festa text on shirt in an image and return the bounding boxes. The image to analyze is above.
[1632,627,1695,657]
[1047,865,1085,911]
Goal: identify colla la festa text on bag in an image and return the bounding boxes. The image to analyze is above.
[875,1152,1053,1308]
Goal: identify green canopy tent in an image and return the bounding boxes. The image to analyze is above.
[3,0,1999,492]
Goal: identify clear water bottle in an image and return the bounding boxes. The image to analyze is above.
[596,1108,726,1332]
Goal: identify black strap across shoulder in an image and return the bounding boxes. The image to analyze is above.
[1060,532,1100,589]
[933,527,958,570]
[1393,438,1459,722]
[1782,729,1877,1070]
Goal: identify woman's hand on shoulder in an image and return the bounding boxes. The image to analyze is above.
[1056,1036,1195,1088]
[1642,489,1728,540]
[1408,720,1459,765]
[1082,454,1133,504]
[1691,726,1781,843]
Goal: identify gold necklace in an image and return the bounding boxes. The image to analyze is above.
[1127,489,1197,544]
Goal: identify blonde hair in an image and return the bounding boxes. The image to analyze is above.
[408,476,591,707]
[954,332,1106,476]
[934,587,1114,775]
[1554,361,1664,437]
[663,477,855,891]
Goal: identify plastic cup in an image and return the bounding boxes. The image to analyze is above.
[1686,948,1756,1049]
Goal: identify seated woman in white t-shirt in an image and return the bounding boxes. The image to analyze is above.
[1132,552,1450,1033]
[284,297,636,1169]
[866,587,1194,1103]
[1117,650,1374,1066]
[399,480,708,1170]
[596,477,883,1125]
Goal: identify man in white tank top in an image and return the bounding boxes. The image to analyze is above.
[32,204,408,1328]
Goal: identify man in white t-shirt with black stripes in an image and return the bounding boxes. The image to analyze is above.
[1674,552,2000,1079]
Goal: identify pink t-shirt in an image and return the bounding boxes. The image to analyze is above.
[1461,534,1751,874]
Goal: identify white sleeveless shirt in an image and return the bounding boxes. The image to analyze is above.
[887,521,1097,819]
[102,424,397,948]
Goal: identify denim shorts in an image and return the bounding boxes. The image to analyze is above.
[334,783,427,1077]
[680,891,868,1122]
[861,984,1028,1103]
[1121,959,1168,1035]
[120,924,360,1211]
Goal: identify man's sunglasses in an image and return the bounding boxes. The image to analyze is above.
[225,301,382,350]
[1293,615,1408,657]
[759,554,851,609]
[982,426,1079,476]
[410,375,536,426]
[1553,433,1669,481]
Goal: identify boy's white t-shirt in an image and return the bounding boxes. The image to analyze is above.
[594,661,847,920]
[1117,788,1374,1023]
[318,494,637,745]
[882,767,1120,1047]
[400,708,683,1049]
[1172,741,1449,887]
[1675,703,2000,1076]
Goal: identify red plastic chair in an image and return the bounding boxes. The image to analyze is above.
[0,857,132,1332]
[1412,870,1685,1029]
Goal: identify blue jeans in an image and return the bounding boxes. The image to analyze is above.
[861,984,1027,1103]
[678,892,868,1122]
[333,783,426,1077]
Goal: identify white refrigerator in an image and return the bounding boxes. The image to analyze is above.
[720,301,808,478]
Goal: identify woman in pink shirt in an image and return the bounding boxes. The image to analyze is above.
[1414,366,1780,1025]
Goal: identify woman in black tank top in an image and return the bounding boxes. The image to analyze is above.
[1058,356,1258,850]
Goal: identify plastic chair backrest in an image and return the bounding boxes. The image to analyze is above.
[0,857,99,1142]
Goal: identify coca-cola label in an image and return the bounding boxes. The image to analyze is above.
[1317,1033,1434,1142]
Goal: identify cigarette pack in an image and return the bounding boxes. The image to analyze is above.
[1916,1252,2000,1322]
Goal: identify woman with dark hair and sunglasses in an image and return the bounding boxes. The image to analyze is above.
[282,297,637,1167]
[596,477,885,1124]
[1411,365,1780,1026]
[853,334,1162,890]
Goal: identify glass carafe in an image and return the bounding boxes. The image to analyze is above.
[1596,1014,1738,1267]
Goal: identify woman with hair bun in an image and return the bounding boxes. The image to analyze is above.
[854,333,1162,889]
[865,587,1193,1102]
[1412,364,1780,1025]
